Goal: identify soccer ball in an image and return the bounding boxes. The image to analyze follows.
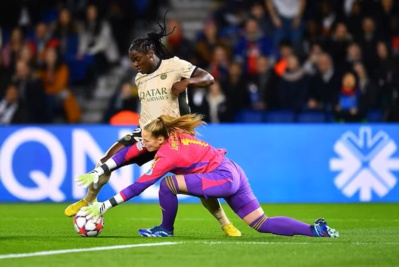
[73,210,104,237]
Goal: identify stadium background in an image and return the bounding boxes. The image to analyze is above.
[0,0,398,204]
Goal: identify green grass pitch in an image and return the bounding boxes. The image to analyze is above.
[0,202,398,267]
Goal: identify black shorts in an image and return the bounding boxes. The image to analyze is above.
[117,127,156,166]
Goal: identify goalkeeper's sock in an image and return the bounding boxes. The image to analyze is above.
[253,216,314,237]
[159,176,179,232]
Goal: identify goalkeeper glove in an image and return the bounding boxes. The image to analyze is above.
[75,170,99,188]
[80,202,103,220]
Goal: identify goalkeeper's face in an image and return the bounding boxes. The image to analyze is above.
[142,130,166,152]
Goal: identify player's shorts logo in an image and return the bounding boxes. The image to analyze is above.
[329,127,399,201]
[160,73,167,80]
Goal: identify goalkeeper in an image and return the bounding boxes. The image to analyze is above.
[79,114,339,238]
[65,12,241,237]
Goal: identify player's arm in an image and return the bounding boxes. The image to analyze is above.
[171,67,214,96]
[75,143,144,188]
[81,156,174,219]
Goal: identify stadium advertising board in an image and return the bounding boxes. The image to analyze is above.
[0,124,398,203]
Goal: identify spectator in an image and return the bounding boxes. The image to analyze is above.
[273,39,294,77]
[277,54,308,111]
[102,80,139,123]
[165,18,194,61]
[195,19,231,69]
[38,47,81,123]
[53,8,80,60]
[307,52,342,112]
[323,21,353,70]
[316,0,341,38]
[353,61,381,110]
[341,41,363,73]
[374,0,398,43]
[265,0,306,51]
[79,4,120,67]
[188,87,210,123]
[371,41,397,86]
[107,1,133,57]
[249,2,273,37]
[212,0,247,43]
[372,41,399,122]
[248,55,276,110]
[53,7,90,85]
[0,83,27,124]
[18,43,37,70]
[301,19,324,56]
[342,0,363,38]
[207,45,230,81]
[206,81,227,123]
[334,71,365,122]
[220,61,251,121]
[12,59,50,123]
[28,22,59,67]
[234,17,273,78]
[78,4,120,96]
[1,27,26,72]
[303,42,323,75]
[0,44,12,99]
[355,16,380,73]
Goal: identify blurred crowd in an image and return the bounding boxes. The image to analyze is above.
[0,0,399,125]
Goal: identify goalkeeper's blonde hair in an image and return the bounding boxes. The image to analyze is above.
[144,114,205,138]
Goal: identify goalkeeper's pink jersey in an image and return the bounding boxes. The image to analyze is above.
[119,132,226,201]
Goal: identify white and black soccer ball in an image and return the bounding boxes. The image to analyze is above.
[73,210,104,237]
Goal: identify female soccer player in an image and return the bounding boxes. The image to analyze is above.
[65,15,241,236]
[79,114,339,238]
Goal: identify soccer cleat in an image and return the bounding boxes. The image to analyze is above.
[311,218,340,238]
[222,223,242,237]
[138,225,174,237]
[64,198,97,217]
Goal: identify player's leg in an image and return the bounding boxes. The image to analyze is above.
[225,175,339,237]
[231,200,338,237]
[65,128,150,217]
[199,198,241,236]
[64,142,124,216]
[139,169,241,237]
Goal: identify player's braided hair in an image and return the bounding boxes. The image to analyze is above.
[144,114,205,138]
[128,11,174,59]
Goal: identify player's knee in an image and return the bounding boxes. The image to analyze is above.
[249,214,268,233]
[159,176,178,196]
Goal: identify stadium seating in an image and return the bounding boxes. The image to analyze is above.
[367,109,383,122]
[235,109,264,123]
[296,111,326,123]
[263,110,295,123]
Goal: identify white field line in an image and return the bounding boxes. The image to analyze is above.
[191,241,399,246]
[3,218,399,223]
[0,242,178,260]
[1,240,398,260]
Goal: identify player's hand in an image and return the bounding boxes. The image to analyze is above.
[171,79,189,96]
[75,170,99,188]
[80,202,102,220]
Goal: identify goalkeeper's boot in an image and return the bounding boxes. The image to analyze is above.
[222,223,242,237]
[138,225,174,237]
[64,198,97,217]
[311,218,339,238]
